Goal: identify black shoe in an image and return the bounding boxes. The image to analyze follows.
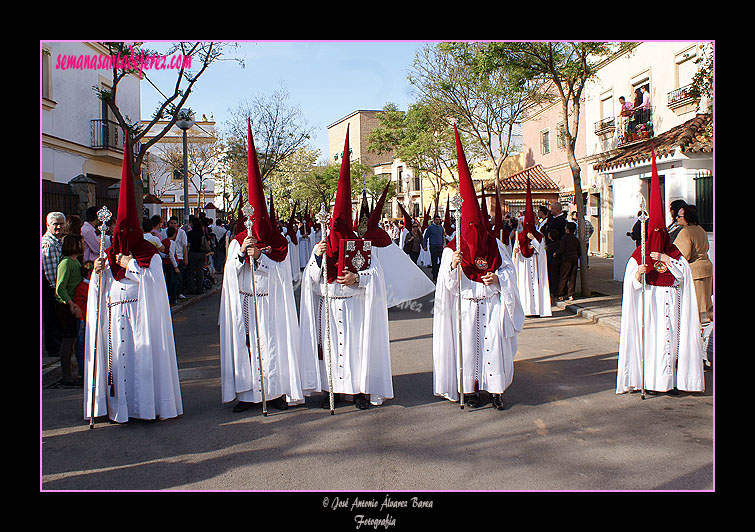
[491,394,505,410]
[645,390,658,395]
[354,394,370,410]
[667,388,679,396]
[271,396,289,410]
[464,394,480,408]
[321,393,341,409]
[232,401,253,413]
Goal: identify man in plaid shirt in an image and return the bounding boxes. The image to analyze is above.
[42,212,66,358]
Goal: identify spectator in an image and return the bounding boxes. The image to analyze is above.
[161,226,181,305]
[423,215,446,282]
[538,205,554,244]
[168,216,189,299]
[667,199,688,243]
[186,216,208,295]
[42,212,66,359]
[142,217,165,253]
[73,260,94,384]
[404,222,422,264]
[55,233,85,386]
[210,218,228,273]
[673,205,713,323]
[627,210,647,247]
[571,210,594,268]
[554,221,581,302]
[545,229,561,300]
[548,201,567,242]
[64,214,82,236]
[81,206,101,262]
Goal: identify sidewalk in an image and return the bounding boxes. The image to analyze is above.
[551,256,624,333]
[42,257,626,387]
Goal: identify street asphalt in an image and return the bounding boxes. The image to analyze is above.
[40,256,714,500]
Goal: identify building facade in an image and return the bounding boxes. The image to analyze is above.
[42,41,141,221]
[140,115,220,223]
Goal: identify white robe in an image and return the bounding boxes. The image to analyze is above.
[286,236,301,283]
[433,240,525,401]
[84,254,183,422]
[298,248,393,405]
[512,236,552,317]
[418,227,431,267]
[219,239,306,405]
[372,242,436,308]
[616,255,705,393]
[298,230,313,269]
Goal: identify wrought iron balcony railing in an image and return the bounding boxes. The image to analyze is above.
[91,119,121,151]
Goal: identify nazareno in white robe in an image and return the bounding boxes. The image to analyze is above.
[286,234,301,283]
[218,238,306,405]
[298,247,393,405]
[512,234,552,317]
[616,254,704,393]
[84,254,183,423]
[433,240,525,401]
[298,229,313,269]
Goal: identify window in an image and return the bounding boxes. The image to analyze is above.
[556,122,567,149]
[694,169,713,232]
[601,92,613,121]
[540,129,550,155]
[42,47,52,100]
[675,46,698,88]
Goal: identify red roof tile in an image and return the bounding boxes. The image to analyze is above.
[483,164,560,193]
[593,113,712,171]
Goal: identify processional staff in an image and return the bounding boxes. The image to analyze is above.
[242,203,267,416]
[90,205,112,429]
[638,198,649,400]
[315,207,335,415]
[450,194,465,410]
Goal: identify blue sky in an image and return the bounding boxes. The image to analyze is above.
[140,41,435,161]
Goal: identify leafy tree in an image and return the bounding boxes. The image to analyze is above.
[471,41,632,296]
[95,41,242,217]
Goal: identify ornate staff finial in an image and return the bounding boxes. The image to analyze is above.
[315,207,330,227]
[450,194,463,219]
[97,205,112,225]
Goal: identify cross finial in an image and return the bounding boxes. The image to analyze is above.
[450,194,463,222]
[638,197,649,222]
[315,207,330,227]
[242,203,254,231]
[97,205,112,224]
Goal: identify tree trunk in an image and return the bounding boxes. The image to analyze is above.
[565,145,590,297]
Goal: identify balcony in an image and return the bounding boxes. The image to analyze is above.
[617,106,654,147]
[667,83,698,110]
[594,116,616,136]
[91,119,141,163]
[91,119,121,151]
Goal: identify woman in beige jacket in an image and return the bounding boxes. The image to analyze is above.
[674,205,713,322]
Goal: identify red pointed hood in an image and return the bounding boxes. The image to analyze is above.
[362,178,393,247]
[517,172,543,258]
[421,203,431,232]
[326,125,358,282]
[398,201,413,233]
[286,201,298,245]
[631,147,681,286]
[446,125,501,282]
[493,187,508,243]
[105,132,158,280]
[234,120,288,262]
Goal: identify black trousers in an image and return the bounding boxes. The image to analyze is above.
[430,245,444,281]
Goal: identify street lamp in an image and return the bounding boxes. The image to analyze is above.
[175,108,195,227]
